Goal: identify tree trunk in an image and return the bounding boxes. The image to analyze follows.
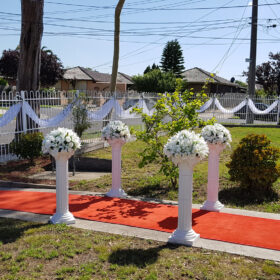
[110,0,125,94]
[16,0,44,133]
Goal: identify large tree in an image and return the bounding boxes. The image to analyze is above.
[0,49,20,80]
[0,47,63,88]
[132,69,177,93]
[110,0,125,93]
[144,63,160,74]
[243,52,280,96]
[160,39,185,77]
[255,52,280,96]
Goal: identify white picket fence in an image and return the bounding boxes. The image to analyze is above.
[0,90,279,163]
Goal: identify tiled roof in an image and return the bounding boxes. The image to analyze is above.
[80,67,112,83]
[63,67,92,81]
[63,66,131,84]
[182,67,237,87]
[117,72,133,84]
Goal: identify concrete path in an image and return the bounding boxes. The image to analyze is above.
[28,171,110,181]
[0,187,279,262]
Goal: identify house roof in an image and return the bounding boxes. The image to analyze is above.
[63,66,132,84]
[182,67,238,87]
[63,67,92,81]
[117,72,133,85]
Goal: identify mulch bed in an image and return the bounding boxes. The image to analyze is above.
[0,156,56,186]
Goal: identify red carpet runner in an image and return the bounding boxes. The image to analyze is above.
[0,190,279,251]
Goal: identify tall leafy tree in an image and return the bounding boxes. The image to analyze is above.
[160,39,185,77]
[40,47,64,87]
[0,47,64,88]
[255,52,280,96]
[144,63,160,74]
[243,52,280,96]
[0,49,19,80]
[132,69,176,93]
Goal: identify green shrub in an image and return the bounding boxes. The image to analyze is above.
[133,79,215,188]
[10,132,44,165]
[226,134,280,193]
[0,77,8,86]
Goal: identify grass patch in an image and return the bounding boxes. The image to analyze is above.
[76,127,280,213]
[0,218,279,279]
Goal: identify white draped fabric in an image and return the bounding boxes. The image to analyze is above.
[115,99,154,118]
[214,98,247,114]
[23,101,73,128]
[196,98,213,113]
[248,99,279,115]
[2,97,279,129]
[87,98,115,120]
[0,103,22,127]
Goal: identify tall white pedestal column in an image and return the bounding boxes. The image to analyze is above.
[50,150,76,224]
[201,143,225,212]
[168,158,200,246]
[106,139,127,198]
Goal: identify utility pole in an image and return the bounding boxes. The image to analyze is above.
[246,0,258,124]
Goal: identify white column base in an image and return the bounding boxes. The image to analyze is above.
[168,229,200,246]
[200,200,224,212]
[106,188,127,198]
[50,211,76,225]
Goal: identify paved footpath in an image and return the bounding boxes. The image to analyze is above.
[0,187,279,262]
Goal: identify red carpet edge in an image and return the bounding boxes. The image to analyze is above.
[0,190,279,251]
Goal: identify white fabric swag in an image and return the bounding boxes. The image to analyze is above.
[196,98,213,113]
[87,98,115,121]
[0,103,22,127]
[23,101,73,128]
[214,98,247,114]
[114,99,154,118]
[2,97,279,129]
[248,99,279,115]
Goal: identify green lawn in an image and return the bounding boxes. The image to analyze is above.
[72,127,280,213]
[0,218,279,280]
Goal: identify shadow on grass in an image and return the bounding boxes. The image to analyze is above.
[108,244,180,268]
[0,218,44,244]
[219,186,279,207]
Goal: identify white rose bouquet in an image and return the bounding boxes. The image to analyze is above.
[43,127,81,153]
[201,123,232,145]
[164,130,209,165]
[102,120,130,141]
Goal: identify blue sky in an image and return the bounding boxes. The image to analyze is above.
[1,0,280,82]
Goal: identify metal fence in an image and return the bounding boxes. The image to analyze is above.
[0,90,279,163]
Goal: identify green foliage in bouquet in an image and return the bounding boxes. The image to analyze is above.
[10,132,44,165]
[227,134,280,194]
[132,79,215,188]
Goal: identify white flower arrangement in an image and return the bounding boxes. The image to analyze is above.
[102,120,130,141]
[164,130,209,165]
[43,127,81,153]
[201,123,232,145]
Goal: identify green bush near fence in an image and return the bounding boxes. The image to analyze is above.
[10,132,44,165]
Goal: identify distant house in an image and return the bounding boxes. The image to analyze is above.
[55,66,133,92]
[181,67,244,94]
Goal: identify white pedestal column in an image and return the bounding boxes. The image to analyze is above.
[168,158,200,246]
[201,143,225,212]
[106,138,127,198]
[50,150,76,224]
